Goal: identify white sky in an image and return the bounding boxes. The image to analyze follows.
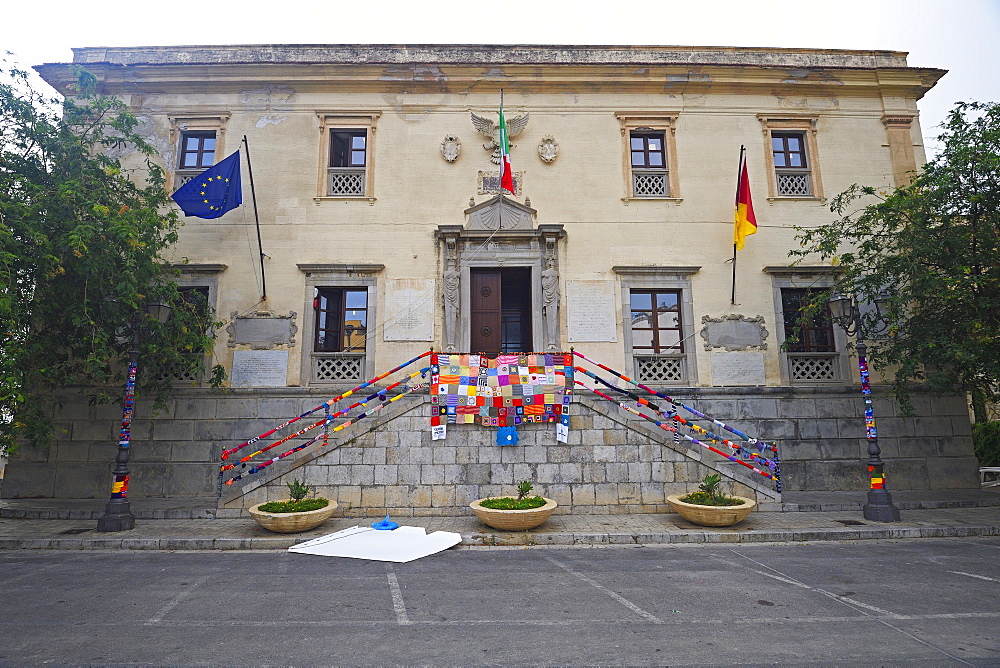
[4,0,999,156]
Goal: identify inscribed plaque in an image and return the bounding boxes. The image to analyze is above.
[384,279,434,341]
[710,352,766,386]
[567,280,617,342]
[231,314,296,349]
[231,350,288,387]
[701,315,768,351]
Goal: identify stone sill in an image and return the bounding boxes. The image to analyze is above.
[313,196,376,205]
[621,197,683,205]
[766,196,826,203]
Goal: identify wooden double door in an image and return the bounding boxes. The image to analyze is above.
[469,268,533,355]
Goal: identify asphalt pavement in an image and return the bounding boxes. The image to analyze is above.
[2,540,999,665]
[1,489,999,551]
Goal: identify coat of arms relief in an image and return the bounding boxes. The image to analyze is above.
[470,111,530,164]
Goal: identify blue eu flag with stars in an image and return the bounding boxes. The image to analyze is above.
[171,150,242,219]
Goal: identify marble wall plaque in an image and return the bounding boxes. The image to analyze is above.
[230,313,296,349]
[231,350,288,387]
[567,280,617,342]
[710,352,765,386]
[701,314,768,351]
[384,279,434,341]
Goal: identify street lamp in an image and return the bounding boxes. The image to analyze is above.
[828,289,900,522]
[96,300,172,532]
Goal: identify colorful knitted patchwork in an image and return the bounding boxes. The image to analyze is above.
[430,353,573,427]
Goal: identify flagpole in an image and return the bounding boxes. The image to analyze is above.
[731,145,745,306]
[242,135,267,301]
[499,89,504,225]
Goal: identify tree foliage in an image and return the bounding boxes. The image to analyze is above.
[0,62,223,453]
[791,101,1000,421]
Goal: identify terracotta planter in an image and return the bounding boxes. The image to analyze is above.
[470,497,558,531]
[249,499,337,534]
[667,494,756,527]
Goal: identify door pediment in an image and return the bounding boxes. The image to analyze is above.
[464,194,536,230]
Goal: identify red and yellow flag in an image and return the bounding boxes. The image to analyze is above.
[734,151,757,250]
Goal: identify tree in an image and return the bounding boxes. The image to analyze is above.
[791,101,1000,422]
[0,61,223,453]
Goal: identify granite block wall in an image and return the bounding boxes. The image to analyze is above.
[1,386,980,510]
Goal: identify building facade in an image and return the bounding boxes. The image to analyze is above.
[3,45,979,512]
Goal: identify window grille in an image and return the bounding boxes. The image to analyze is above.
[635,355,686,383]
[632,169,668,197]
[314,353,364,382]
[173,170,203,190]
[788,353,839,382]
[168,365,205,384]
[776,171,812,196]
[327,168,366,196]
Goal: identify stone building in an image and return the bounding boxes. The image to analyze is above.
[2,44,979,514]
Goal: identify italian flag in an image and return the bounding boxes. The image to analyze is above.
[499,97,514,195]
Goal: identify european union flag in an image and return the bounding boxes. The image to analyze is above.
[171,150,242,219]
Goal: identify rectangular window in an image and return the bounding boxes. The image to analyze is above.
[316,112,379,201]
[758,116,823,199]
[629,131,668,197]
[179,131,217,169]
[630,289,683,353]
[330,130,367,168]
[327,129,368,196]
[772,131,812,195]
[314,288,368,353]
[178,286,210,317]
[781,288,835,352]
[616,113,680,200]
[630,132,665,169]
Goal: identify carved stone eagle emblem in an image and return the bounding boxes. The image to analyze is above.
[470,111,530,164]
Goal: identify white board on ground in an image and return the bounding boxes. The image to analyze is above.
[288,525,462,563]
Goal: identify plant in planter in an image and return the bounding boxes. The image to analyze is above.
[470,480,559,531]
[667,473,756,527]
[249,478,338,534]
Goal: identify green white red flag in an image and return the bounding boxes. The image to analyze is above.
[499,96,514,195]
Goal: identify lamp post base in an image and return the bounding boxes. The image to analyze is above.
[863,490,901,523]
[97,499,135,532]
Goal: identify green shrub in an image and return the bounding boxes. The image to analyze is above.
[286,478,311,502]
[972,421,1000,467]
[258,498,329,514]
[516,480,534,501]
[479,496,548,510]
[680,473,745,507]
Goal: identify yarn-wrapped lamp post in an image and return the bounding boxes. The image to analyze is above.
[96,301,172,532]
[828,290,901,523]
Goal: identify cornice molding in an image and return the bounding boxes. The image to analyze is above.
[33,45,946,99]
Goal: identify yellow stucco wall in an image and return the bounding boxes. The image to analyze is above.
[38,45,941,388]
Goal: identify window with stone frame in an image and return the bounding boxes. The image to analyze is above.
[771,131,812,196]
[298,263,381,385]
[629,131,669,197]
[758,115,824,200]
[316,112,380,201]
[780,288,835,353]
[615,112,680,200]
[169,114,229,191]
[328,130,367,196]
[615,265,699,385]
[162,283,216,384]
[778,286,843,383]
